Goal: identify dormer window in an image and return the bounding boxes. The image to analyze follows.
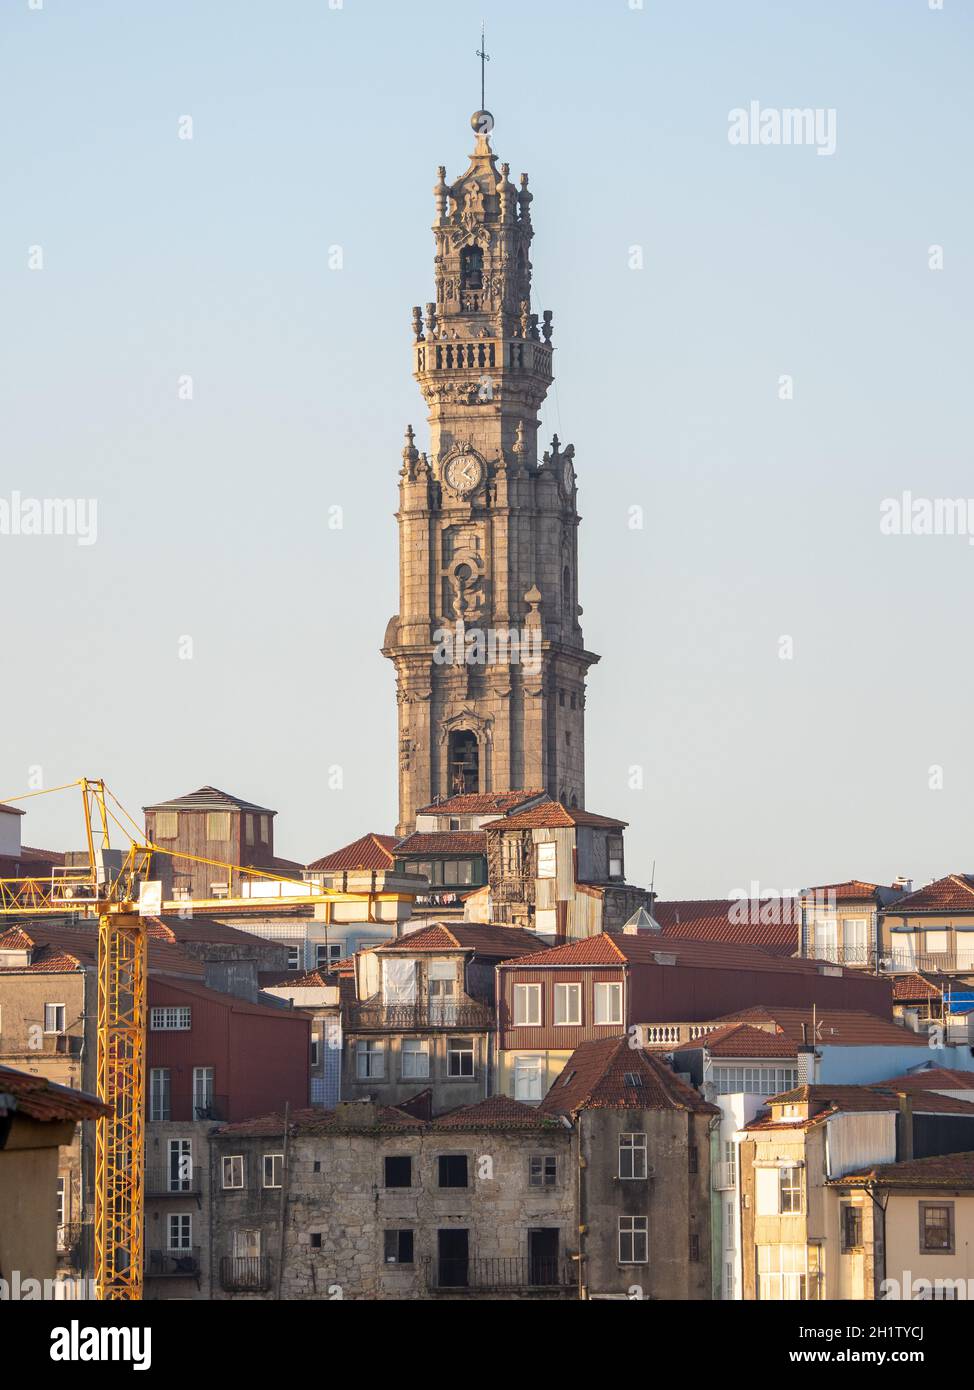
[460,246,484,292]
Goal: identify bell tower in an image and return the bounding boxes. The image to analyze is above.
[382,108,600,836]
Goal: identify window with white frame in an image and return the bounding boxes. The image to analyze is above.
[594,981,622,1025]
[168,1213,192,1252]
[316,943,342,968]
[842,917,869,960]
[779,1165,803,1214]
[287,946,301,971]
[554,982,582,1026]
[56,1177,65,1227]
[607,836,624,878]
[401,1038,430,1079]
[514,1055,545,1102]
[513,983,541,1026]
[168,1138,193,1192]
[926,929,950,957]
[150,1006,191,1031]
[262,1153,283,1189]
[149,1068,171,1121]
[757,1244,809,1300]
[192,1067,214,1117]
[619,1215,648,1264]
[356,1039,384,1080]
[712,1066,797,1096]
[222,1155,244,1189]
[310,1036,320,1067]
[43,1003,65,1034]
[619,1132,648,1180]
[529,1154,557,1187]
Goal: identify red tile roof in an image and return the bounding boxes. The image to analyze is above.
[483,803,627,831]
[540,1037,718,1117]
[381,922,547,958]
[672,1022,798,1059]
[143,916,271,948]
[0,928,35,951]
[499,931,865,978]
[216,1104,428,1137]
[416,791,548,816]
[435,1096,564,1129]
[0,924,203,979]
[892,972,947,1001]
[262,968,335,990]
[885,874,974,915]
[653,899,798,956]
[873,1067,974,1092]
[305,833,397,873]
[150,975,303,1020]
[832,1151,974,1188]
[745,1084,974,1132]
[718,1005,927,1048]
[803,880,901,903]
[394,831,487,855]
[0,1065,110,1122]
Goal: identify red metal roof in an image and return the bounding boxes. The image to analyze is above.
[0,1064,110,1122]
[144,785,275,814]
[305,832,397,873]
[885,874,974,915]
[541,1037,718,1117]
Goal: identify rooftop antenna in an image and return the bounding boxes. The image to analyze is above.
[477,20,490,111]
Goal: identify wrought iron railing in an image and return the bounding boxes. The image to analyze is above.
[220,1255,272,1293]
[431,1256,574,1291]
[146,1247,201,1278]
[347,1001,493,1030]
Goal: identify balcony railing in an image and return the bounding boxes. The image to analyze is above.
[192,1094,229,1121]
[431,1257,574,1292]
[145,1165,201,1196]
[146,1247,201,1279]
[802,945,974,974]
[56,1223,91,1264]
[220,1256,272,1293]
[346,1001,493,1031]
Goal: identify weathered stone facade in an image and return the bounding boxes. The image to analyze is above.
[383,113,599,834]
[210,1104,576,1300]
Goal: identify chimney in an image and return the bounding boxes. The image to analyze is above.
[896,1093,914,1162]
[796,1045,817,1086]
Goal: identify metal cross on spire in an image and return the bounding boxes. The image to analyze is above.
[477,21,490,111]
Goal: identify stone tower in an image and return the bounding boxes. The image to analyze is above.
[383,110,599,836]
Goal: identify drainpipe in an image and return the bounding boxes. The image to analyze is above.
[275,1101,291,1299]
[574,1114,587,1300]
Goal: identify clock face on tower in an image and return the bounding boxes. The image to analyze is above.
[443,447,485,498]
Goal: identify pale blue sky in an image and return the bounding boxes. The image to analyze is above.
[1,0,972,896]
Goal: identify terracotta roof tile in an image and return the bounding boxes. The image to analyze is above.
[305,833,397,873]
[381,922,546,958]
[435,1096,564,1129]
[803,880,901,903]
[718,1004,924,1047]
[653,899,798,955]
[671,1022,798,1058]
[832,1151,974,1187]
[483,803,627,831]
[541,1037,718,1117]
[499,931,867,978]
[873,1067,974,1092]
[0,1065,110,1122]
[884,874,974,915]
[394,831,487,855]
[745,1084,974,1131]
[416,791,548,816]
[216,1103,426,1138]
[892,972,947,1001]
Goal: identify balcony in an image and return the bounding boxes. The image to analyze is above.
[220,1256,273,1293]
[56,1223,91,1266]
[431,1257,574,1293]
[713,1161,736,1191]
[146,1248,201,1280]
[802,945,876,968]
[346,1001,493,1031]
[145,1165,202,1198]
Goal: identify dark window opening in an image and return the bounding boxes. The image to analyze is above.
[384,1229,415,1265]
[448,730,479,796]
[438,1154,469,1189]
[310,1232,322,1249]
[528,1228,560,1286]
[437,1228,469,1288]
[460,246,484,291]
[384,1156,412,1188]
[841,1204,863,1251]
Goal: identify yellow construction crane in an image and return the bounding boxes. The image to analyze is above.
[0,777,412,1299]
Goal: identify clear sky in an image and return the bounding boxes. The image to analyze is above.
[1,0,972,898]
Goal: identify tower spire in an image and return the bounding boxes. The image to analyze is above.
[476,20,490,111]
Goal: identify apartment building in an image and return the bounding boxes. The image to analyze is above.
[880,874,974,977]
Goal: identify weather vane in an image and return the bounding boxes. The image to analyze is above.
[477,21,490,111]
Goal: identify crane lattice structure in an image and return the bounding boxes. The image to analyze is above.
[0,777,411,1298]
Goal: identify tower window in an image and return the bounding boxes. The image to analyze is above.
[447,731,479,796]
[460,246,484,292]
